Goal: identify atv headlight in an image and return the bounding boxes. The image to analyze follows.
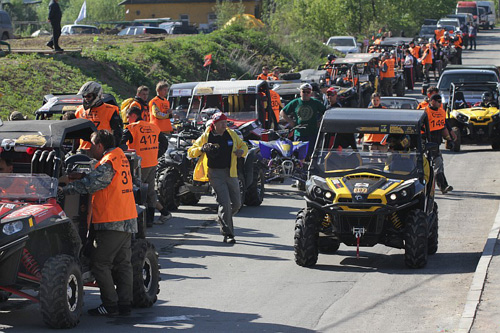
[2,221,23,236]
[452,110,469,123]
[324,191,333,200]
[386,183,414,204]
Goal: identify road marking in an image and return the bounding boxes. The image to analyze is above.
[457,200,500,332]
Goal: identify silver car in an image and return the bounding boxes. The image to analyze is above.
[0,10,14,40]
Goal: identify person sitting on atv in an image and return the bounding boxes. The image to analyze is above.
[474,91,498,108]
[385,134,430,183]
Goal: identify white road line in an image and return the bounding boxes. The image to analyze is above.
[457,200,500,332]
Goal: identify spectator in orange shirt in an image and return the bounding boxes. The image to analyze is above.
[257,66,269,80]
[149,81,173,134]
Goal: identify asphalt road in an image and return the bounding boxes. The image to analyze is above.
[2,29,500,332]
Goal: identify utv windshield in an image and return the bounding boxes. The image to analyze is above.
[187,94,260,123]
[439,73,498,91]
[0,174,58,200]
[312,149,419,178]
[327,38,355,47]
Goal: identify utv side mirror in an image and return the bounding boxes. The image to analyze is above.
[425,142,439,153]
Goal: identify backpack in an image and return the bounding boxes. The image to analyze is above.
[120,97,135,123]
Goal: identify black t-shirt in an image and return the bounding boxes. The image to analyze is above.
[207,131,233,169]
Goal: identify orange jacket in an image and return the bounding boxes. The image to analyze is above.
[256,73,268,80]
[454,35,463,49]
[435,29,445,40]
[268,74,280,81]
[410,45,421,58]
[130,99,150,122]
[149,96,173,133]
[126,120,161,168]
[92,148,137,223]
[424,105,446,131]
[75,103,119,150]
[421,45,433,65]
[439,36,450,47]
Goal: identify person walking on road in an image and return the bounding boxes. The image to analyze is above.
[47,0,63,52]
[468,23,477,50]
[403,49,414,91]
[121,106,171,228]
[188,112,248,244]
[61,130,138,317]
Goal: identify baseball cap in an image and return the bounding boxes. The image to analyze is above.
[299,83,313,91]
[326,87,338,95]
[211,112,227,124]
[9,111,26,121]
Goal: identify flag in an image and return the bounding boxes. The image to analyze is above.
[203,54,212,67]
[74,1,87,25]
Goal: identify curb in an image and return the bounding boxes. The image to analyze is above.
[457,203,500,332]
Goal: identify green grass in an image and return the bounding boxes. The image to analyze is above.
[0,25,331,120]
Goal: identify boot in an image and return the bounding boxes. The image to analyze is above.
[146,207,155,228]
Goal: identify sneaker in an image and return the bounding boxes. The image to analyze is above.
[155,212,172,224]
[441,185,453,194]
[88,304,118,317]
[223,235,236,244]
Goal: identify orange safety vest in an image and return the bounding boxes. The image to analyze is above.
[417,100,429,110]
[75,103,119,150]
[126,120,160,168]
[424,105,446,131]
[410,45,420,58]
[256,73,268,80]
[421,46,433,65]
[130,100,150,123]
[92,148,137,223]
[149,96,173,133]
[269,90,282,121]
[435,29,445,40]
[268,74,279,81]
[364,106,387,143]
[439,36,449,47]
[454,35,463,49]
[380,59,395,79]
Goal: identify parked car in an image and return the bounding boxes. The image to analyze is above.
[446,13,473,29]
[419,25,438,40]
[117,26,168,35]
[159,22,198,34]
[456,1,480,26]
[61,24,100,35]
[437,18,461,30]
[0,10,13,40]
[325,36,360,54]
[476,1,495,29]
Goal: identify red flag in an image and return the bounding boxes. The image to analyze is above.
[203,54,212,67]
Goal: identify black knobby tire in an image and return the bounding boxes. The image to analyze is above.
[244,164,265,206]
[428,202,439,255]
[294,208,319,267]
[180,192,201,205]
[318,237,340,254]
[156,168,181,211]
[404,209,429,268]
[40,255,83,329]
[395,79,405,97]
[132,239,160,308]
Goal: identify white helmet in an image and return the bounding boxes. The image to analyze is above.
[78,81,103,109]
[428,38,435,44]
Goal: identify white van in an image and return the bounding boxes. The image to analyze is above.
[476,1,495,29]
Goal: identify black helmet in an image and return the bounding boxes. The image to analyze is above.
[327,54,337,62]
[482,91,493,104]
[387,134,411,150]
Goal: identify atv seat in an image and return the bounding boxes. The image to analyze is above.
[324,151,362,172]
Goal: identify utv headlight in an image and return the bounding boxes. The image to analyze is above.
[452,110,469,123]
[324,191,333,200]
[3,221,23,235]
[387,185,414,203]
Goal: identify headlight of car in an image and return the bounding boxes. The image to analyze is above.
[452,110,469,123]
[386,183,414,204]
[307,176,334,202]
[2,221,24,236]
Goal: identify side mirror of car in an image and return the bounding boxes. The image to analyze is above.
[425,142,439,153]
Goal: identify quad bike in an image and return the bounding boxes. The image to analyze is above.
[250,125,309,190]
[295,108,438,269]
[0,119,159,328]
[155,119,265,211]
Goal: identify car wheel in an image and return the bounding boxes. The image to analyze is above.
[40,255,83,328]
[428,202,439,255]
[132,239,160,308]
[294,208,319,267]
[404,209,429,268]
[180,192,201,205]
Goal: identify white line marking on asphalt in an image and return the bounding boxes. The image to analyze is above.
[457,200,500,332]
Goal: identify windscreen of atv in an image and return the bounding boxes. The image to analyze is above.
[188,94,265,123]
[312,148,420,179]
[439,73,498,92]
[0,174,57,200]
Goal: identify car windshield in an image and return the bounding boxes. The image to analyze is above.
[439,73,498,91]
[312,149,419,177]
[328,38,355,47]
[457,7,477,15]
[0,174,58,200]
[439,20,459,27]
[420,26,437,34]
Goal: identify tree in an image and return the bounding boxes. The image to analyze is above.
[213,0,245,28]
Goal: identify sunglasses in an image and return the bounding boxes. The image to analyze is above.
[302,90,312,94]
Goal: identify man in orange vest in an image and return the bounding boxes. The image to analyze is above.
[419,43,433,83]
[256,66,269,80]
[268,66,281,81]
[453,31,463,64]
[364,92,388,151]
[409,41,422,82]
[424,94,454,194]
[122,106,171,227]
[379,53,395,96]
[438,31,451,48]
[75,81,123,153]
[434,27,445,41]
[149,81,173,134]
[130,85,150,122]
[61,130,138,317]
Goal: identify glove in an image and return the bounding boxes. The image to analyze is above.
[201,143,211,153]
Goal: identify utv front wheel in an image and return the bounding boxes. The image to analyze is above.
[132,239,160,308]
[428,202,439,255]
[40,255,83,329]
[404,209,429,268]
[294,208,319,267]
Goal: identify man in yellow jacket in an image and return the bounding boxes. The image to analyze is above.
[188,112,248,244]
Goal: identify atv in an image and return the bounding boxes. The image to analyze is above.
[0,118,159,328]
[445,82,500,151]
[295,108,438,268]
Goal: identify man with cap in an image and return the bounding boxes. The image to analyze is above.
[188,112,248,244]
[268,66,281,81]
[9,111,27,121]
[280,83,326,159]
[257,66,269,80]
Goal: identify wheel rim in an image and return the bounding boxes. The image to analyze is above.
[66,274,79,312]
[142,257,152,293]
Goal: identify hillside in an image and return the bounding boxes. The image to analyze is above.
[0,26,331,120]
